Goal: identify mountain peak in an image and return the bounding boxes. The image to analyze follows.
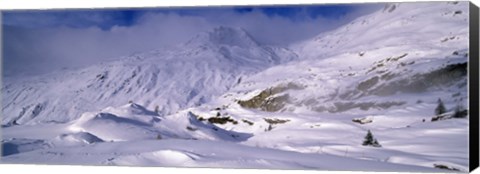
[186,26,259,48]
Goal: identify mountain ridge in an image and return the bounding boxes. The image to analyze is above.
[1,26,297,125]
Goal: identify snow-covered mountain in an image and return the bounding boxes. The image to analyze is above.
[1,2,471,172]
[2,26,297,125]
[292,2,469,59]
[224,2,469,114]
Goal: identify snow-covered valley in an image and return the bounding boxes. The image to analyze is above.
[1,2,471,172]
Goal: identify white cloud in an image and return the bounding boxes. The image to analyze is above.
[2,5,382,77]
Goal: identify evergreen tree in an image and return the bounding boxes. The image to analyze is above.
[435,98,446,116]
[265,124,274,132]
[362,130,374,146]
[362,130,381,147]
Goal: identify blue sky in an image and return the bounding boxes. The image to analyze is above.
[2,4,383,77]
[4,4,362,29]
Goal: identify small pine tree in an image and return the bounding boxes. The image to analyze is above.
[435,98,446,116]
[154,105,160,113]
[362,130,381,147]
[265,124,274,132]
[362,130,374,146]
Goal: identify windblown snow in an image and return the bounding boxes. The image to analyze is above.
[1,2,471,172]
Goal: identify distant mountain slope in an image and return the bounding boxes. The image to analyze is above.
[220,2,469,114]
[2,27,297,125]
[292,2,468,59]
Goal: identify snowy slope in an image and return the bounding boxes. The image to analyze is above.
[2,26,297,125]
[292,2,469,59]
[222,1,469,115]
[177,1,470,171]
[0,102,459,172]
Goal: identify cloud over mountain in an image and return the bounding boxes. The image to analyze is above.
[2,4,382,77]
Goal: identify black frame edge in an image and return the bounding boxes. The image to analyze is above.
[470,1,480,172]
